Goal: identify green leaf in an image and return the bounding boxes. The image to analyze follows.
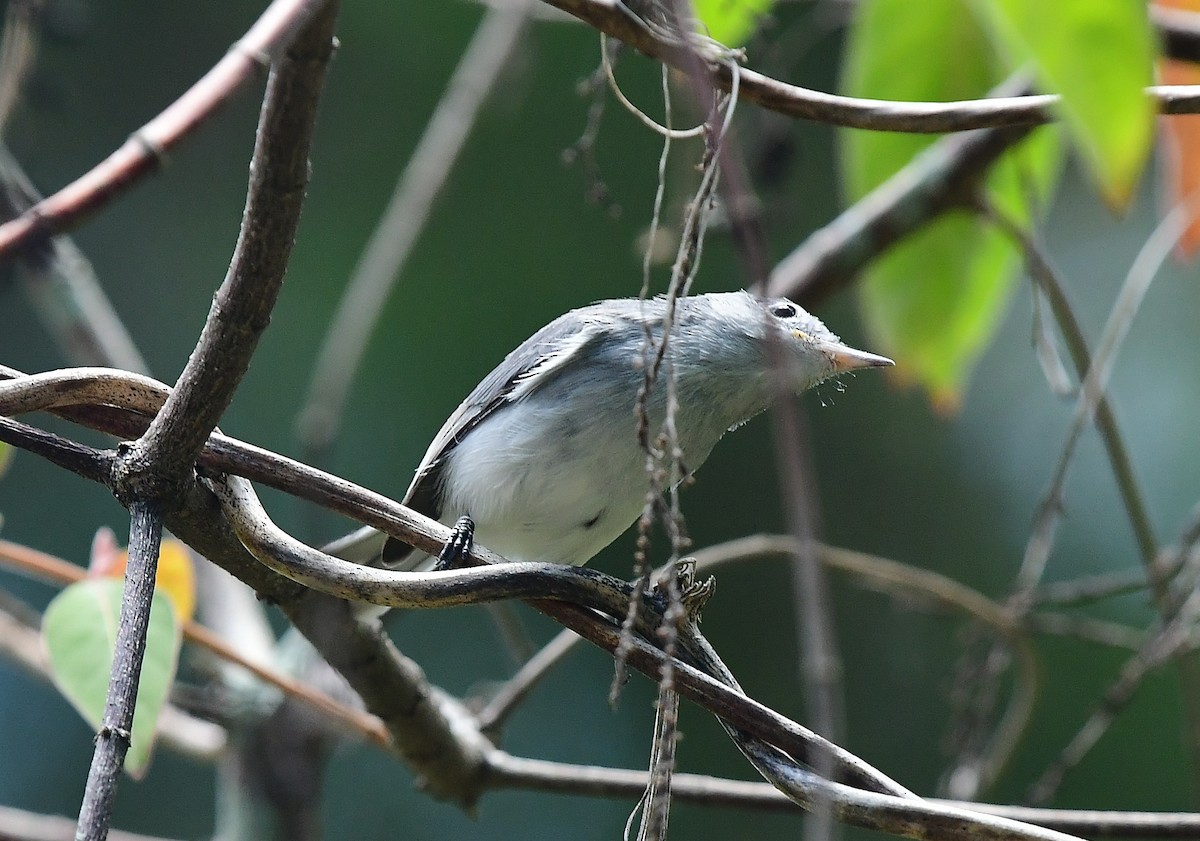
[976,0,1155,207]
[693,0,774,47]
[842,0,1000,200]
[0,442,10,479]
[841,0,1064,406]
[43,579,180,778]
[859,130,1062,407]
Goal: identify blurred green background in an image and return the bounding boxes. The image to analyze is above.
[2,1,1199,839]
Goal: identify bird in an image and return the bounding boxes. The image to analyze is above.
[325,290,892,571]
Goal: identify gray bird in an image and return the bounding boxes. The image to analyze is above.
[327,290,891,570]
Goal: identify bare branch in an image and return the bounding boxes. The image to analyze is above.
[770,118,1035,305]
[980,202,1158,577]
[0,804,181,841]
[1006,199,1191,591]
[1028,591,1200,803]
[488,752,1200,838]
[1154,6,1200,64]
[0,0,39,136]
[114,3,337,503]
[298,0,533,461]
[0,145,149,373]
[75,500,164,841]
[0,0,328,262]
[476,628,581,732]
[538,0,1200,133]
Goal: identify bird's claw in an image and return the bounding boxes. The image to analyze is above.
[435,515,475,571]
[650,557,716,621]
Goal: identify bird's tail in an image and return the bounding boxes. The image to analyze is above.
[322,525,433,572]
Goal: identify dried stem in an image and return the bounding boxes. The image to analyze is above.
[0,0,328,261]
[541,0,1200,133]
[115,4,337,501]
[75,501,164,841]
[297,0,532,462]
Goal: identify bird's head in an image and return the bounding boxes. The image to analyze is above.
[752,295,893,390]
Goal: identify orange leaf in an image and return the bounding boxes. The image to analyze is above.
[1156,0,1200,256]
[90,531,196,623]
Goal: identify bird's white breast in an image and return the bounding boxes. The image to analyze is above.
[437,396,652,566]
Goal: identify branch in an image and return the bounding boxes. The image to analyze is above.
[1154,6,1200,64]
[0,144,148,373]
[0,369,910,802]
[980,204,1158,582]
[61,5,340,837]
[0,537,388,748]
[113,3,336,502]
[486,752,1200,838]
[0,804,180,841]
[74,503,162,841]
[769,118,1035,306]
[1027,590,1200,803]
[475,628,581,732]
[0,0,327,263]
[297,0,533,461]
[0,0,39,136]
[539,0,1200,133]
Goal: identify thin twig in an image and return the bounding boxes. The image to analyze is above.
[980,198,1200,795]
[540,0,1200,133]
[476,628,581,732]
[1027,590,1200,803]
[0,0,39,136]
[75,501,164,841]
[0,0,328,261]
[0,144,149,373]
[1032,568,1159,608]
[1010,198,1192,592]
[980,201,1157,575]
[297,0,533,462]
[769,79,1036,306]
[487,752,1200,837]
[1025,613,1145,651]
[114,5,337,501]
[0,804,182,841]
[654,5,847,836]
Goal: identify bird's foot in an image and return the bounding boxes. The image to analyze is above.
[677,558,716,620]
[435,515,475,571]
[650,558,716,621]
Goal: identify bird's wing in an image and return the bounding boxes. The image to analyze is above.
[401,311,620,521]
[380,300,662,566]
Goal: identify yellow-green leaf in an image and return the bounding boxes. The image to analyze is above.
[842,0,1064,405]
[97,537,197,623]
[0,442,10,480]
[843,0,999,200]
[42,579,180,778]
[693,0,774,46]
[976,0,1155,207]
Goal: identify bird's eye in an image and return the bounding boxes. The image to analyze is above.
[769,302,797,319]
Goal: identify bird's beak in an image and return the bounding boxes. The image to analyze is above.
[815,341,894,373]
